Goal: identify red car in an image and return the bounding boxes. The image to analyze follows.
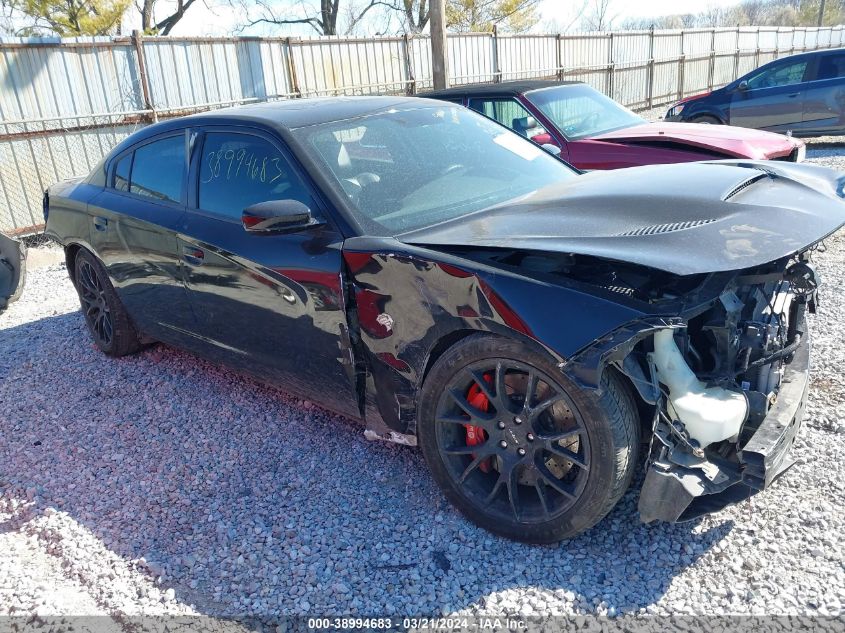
[423,80,806,170]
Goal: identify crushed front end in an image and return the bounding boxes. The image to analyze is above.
[634,251,820,523]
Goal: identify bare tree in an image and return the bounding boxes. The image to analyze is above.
[396,0,428,33]
[699,4,730,26]
[235,0,392,35]
[580,0,617,31]
[139,0,201,34]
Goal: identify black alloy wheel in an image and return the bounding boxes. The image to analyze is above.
[77,257,114,347]
[419,334,639,543]
[73,249,141,357]
[434,359,591,525]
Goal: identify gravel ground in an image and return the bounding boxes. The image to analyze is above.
[1,151,844,620]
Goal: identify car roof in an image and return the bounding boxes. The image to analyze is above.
[421,79,584,98]
[108,96,452,153]
[764,46,845,63]
[186,95,446,129]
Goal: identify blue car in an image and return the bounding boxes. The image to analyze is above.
[666,47,845,136]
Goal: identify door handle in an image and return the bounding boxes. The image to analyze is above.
[181,245,205,266]
[93,216,108,231]
[787,93,799,98]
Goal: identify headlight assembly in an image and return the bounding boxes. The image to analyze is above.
[667,103,685,118]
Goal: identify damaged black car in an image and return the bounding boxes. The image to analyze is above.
[44,97,845,543]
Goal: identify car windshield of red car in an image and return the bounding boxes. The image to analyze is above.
[527,84,645,141]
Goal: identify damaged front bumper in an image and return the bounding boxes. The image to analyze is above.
[638,319,811,524]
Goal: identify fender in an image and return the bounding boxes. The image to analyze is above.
[342,237,646,438]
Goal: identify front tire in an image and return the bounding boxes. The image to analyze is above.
[690,115,721,125]
[418,334,639,544]
[74,250,141,357]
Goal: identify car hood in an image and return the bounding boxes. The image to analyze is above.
[0,231,25,314]
[591,121,801,160]
[401,161,845,276]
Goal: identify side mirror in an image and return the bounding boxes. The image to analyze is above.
[737,80,749,91]
[541,143,562,157]
[242,200,317,233]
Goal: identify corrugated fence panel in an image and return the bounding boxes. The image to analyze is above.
[410,35,433,91]
[561,33,611,94]
[498,34,558,80]
[293,38,408,95]
[449,34,494,84]
[1,25,843,232]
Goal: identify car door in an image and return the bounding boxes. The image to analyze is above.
[801,52,845,134]
[87,132,197,345]
[177,126,358,417]
[729,58,811,132]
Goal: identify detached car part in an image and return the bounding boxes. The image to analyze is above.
[0,232,25,315]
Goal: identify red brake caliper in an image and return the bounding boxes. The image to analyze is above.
[465,373,493,473]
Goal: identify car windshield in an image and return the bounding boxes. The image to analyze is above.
[526,84,644,140]
[293,105,577,234]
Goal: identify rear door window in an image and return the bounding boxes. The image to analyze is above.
[197,132,312,219]
[129,135,185,203]
[816,54,845,80]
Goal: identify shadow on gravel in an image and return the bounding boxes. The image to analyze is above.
[1,311,735,616]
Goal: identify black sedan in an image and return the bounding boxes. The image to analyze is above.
[45,97,845,543]
[666,47,845,135]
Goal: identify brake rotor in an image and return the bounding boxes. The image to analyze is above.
[464,371,581,482]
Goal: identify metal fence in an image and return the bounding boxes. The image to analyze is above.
[1,25,844,234]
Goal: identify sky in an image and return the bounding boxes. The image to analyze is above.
[134,0,746,37]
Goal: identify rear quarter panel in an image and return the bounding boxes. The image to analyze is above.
[44,180,100,255]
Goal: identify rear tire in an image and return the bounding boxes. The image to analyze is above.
[73,249,141,357]
[418,334,639,544]
[690,115,721,125]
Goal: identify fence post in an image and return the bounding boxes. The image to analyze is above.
[430,0,449,89]
[677,30,685,101]
[755,27,761,68]
[607,32,614,98]
[402,33,416,95]
[646,26,655,108]
[492,25,501,83]
[131,30,156,122]
[734,27,740,80]
[556,33,563,81]
[708,28,716,90]
[285,37,301,97]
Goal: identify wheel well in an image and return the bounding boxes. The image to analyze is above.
[605,363,654,442]
[421,329,481,385]
[691,113,723,124]
[65,243,82,284]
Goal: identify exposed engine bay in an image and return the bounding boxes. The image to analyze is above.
[633,249,820,522]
